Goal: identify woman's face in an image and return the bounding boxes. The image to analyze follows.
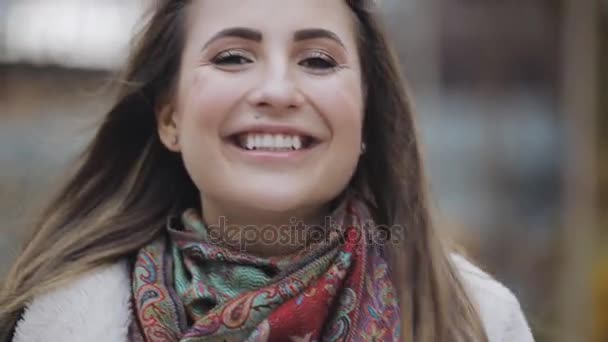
[160,0,364,223]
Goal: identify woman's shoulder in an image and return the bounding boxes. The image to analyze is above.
[12,261,132,342]
[450,253,535,341]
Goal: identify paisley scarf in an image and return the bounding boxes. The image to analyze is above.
[131,197,400,341]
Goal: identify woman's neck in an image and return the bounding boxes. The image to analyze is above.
[200,200,330,257]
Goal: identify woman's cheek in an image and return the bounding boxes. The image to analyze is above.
[302,73,364,117]
[179,71,241,131]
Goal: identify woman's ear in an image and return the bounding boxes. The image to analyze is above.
[157,103,181,152]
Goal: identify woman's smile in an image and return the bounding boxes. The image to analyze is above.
[222,123,326,164]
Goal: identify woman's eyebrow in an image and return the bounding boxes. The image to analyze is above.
[200,27,345,51]
[202,27,263,51]
[293,28,345,48]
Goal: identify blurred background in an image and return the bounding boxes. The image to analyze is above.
[0,0,605,341]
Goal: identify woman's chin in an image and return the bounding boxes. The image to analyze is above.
[226,187,328,218]
[240,193,313,214]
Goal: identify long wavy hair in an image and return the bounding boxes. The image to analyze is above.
[0,1,488,341]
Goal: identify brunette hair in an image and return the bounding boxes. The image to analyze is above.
[1,1,487,341]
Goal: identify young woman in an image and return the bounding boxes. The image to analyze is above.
[0,1,534,341]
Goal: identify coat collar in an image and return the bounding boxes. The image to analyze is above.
[13,262,132,342]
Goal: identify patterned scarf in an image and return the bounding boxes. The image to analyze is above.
[131,197,400,341]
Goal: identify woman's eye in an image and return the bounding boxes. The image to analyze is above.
[299,52,338,71]
[212,50,253,66]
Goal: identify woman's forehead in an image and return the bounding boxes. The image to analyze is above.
[184,0,358,44]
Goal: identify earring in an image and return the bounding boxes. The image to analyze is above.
[361,142,367,154]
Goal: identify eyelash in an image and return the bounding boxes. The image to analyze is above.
[299,51,339,71]
[211,50,253,65]
[210,49,340,72]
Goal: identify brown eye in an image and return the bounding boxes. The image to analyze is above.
[212,50,253,65]
[299,52,338,71]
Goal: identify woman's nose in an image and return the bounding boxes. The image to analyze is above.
[247,62,305,112]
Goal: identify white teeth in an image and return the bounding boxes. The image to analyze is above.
[237,133,308,151]
[284,135,293,147]
[246,135,255,150]
[263,134,273,148]
[293,136,302,150]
